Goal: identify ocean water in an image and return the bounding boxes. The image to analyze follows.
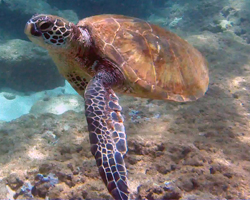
[0,0,250,199]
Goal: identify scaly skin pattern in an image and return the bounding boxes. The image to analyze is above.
[85,73,129,199]
[24,14,209,199]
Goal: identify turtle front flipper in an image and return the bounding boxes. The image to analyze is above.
[84,73,129,200]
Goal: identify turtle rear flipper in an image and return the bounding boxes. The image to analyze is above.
[84,72,129,200]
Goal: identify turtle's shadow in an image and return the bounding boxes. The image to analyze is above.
[173,84,250,162]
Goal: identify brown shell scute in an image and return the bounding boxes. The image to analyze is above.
[147,24,209,101]
[77,15,209,102]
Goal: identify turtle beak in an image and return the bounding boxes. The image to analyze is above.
[24,21,42,37]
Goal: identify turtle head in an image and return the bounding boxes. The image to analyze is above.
[25,14,74,50]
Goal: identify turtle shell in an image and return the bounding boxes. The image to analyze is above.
[77,15,209,102]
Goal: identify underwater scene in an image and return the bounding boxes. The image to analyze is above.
[0,0,250,199]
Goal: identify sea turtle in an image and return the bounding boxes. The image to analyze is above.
[24,14,209,199]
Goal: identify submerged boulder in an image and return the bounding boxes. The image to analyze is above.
[0,39,65,92]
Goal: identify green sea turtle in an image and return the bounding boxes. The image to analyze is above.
[24,14,209,199]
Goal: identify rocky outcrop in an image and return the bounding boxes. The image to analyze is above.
[0,39,64,92]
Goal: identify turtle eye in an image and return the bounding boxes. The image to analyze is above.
[39,22,52,31]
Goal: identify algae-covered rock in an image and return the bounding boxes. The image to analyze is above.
[0,39,64,92]
[2,0,53,14]
[2,92,16,100]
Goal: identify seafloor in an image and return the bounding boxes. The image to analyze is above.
[0,0,250,199]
